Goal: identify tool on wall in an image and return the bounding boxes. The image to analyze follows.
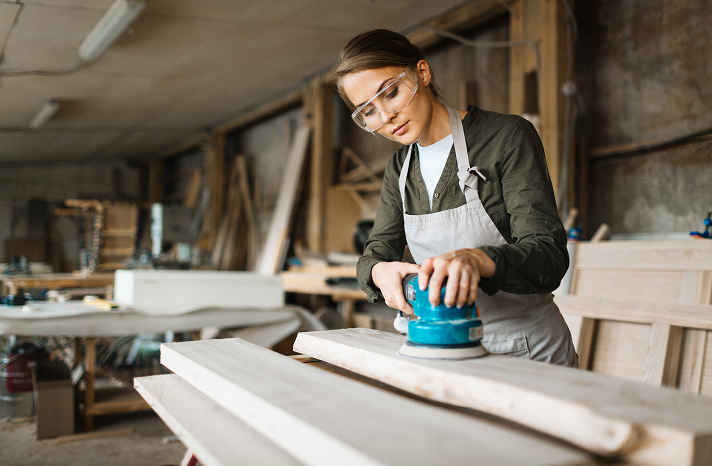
[394,273,487,360]
[690,212,712,239]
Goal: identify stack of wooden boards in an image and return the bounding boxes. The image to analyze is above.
[555,240,712,392]
[136,327,712,466]
[58,200,138,272]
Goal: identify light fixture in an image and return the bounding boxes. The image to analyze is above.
[78,0,146,62]
[30,99,61,129]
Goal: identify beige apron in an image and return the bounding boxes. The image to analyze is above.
[398,106,577,367]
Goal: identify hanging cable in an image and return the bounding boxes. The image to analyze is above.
[421,26,541,81]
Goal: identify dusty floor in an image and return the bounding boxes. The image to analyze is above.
[0,411,187,466]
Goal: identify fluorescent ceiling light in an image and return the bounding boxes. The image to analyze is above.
[78,0,146,62]
[30,100,61,129]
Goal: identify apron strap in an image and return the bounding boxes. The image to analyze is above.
[398,144,413,213]
[399,106,483,212]
[447,106,481,205]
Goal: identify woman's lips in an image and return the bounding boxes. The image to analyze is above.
[393,122,408,135]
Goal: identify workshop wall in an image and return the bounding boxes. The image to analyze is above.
[0,161,139,270]
[579,0,712,236]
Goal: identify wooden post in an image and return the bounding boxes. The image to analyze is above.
[509,0,569,202]
[539,0,568,201]
[148,159,163,203]
[84,337,96,431]
[508,0,526,116]
[205,133,226,250]
[307,78,334,254]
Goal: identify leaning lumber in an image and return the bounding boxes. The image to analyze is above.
[256,127,311,275]
[135,374,301,466]
[293,328,712,466]
[161,338,593,466]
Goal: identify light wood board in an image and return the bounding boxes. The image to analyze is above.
[555,295,712,330]
[574,241,712,271]
[135,374,303,466]
[160,338,593,466]
[256,126,311,275]
[293,328,712,466]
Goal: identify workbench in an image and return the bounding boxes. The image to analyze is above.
[0,272,115,297]
[0,301,316,430]
[282,266,366,327]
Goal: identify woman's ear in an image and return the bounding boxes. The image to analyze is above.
[416,60,432,87]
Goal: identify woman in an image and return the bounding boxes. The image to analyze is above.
[338,29,576,366]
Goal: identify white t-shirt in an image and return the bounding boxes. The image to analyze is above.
[417,133,453,209]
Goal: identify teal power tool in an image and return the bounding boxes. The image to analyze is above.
[396,273,487,360]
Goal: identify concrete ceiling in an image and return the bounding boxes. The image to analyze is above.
[0,0,469,164]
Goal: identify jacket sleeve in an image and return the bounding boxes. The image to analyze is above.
[478,118,569,295]
[356,153,408,303]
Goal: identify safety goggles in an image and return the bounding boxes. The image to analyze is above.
[351,69,418,132]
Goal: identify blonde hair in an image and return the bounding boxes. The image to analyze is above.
[335,29,438,109]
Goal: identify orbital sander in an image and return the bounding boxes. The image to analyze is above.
[395,273,488,360]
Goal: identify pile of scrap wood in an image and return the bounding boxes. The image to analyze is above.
[55,200,138,273]
[211,156,256,271]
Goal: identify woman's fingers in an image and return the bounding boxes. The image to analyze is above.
[456,268,471,308]
[443,262,462,308]
[417,258,434,291]
[468,274,478,305]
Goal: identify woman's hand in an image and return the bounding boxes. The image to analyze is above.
[371,261,421,314]
[417,249,496,308]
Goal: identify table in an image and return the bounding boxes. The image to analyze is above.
[0,301,314,430]
[281,267,367,327]
[1,273,115,297]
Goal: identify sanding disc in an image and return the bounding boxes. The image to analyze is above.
[398,342,488,360]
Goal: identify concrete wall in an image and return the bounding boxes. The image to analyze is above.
[0,161,139,269]
[579,0,712,236]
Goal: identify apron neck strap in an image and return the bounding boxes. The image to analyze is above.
[398,105,476,211]
[446,106,471,173]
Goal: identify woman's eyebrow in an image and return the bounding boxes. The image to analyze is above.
[356,77,395,108]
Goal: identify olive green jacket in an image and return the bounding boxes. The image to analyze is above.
[356,105,569,303]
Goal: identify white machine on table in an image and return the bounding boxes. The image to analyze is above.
[114,270,284,311]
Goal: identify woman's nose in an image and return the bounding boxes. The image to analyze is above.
[379,109,398,123]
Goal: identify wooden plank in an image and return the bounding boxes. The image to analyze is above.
[185,168,203,209]
[555,295,712,330]
[642,324,684,387]
[589,320,651,381]
[508,0,525,116]
[293,328,712,466]
[235,156,257,270]
[680,330,708,394]
[574,241,712,271]
[407,0,508,49]
[215,89,304,134]
[161,338,593,466]
[307,79,333,254]
[256,127,311,275]
[539,0,567,198]
[576,317,596,370]
[135,375,303,466]
[701,337,712,396]
[573,269,684,301]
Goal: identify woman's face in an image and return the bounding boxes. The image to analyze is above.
[341,62,433,145]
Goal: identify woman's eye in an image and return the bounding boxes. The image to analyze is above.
[362,107,376,118]
[385,85,400,100]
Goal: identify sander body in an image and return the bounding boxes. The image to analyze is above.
[397,273,487,360]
